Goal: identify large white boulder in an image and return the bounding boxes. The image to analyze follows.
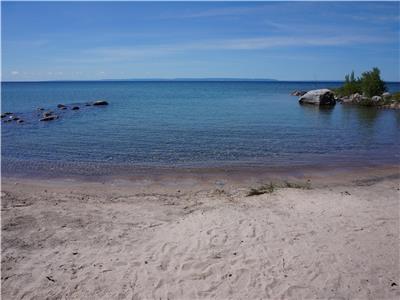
[299,89,336,106]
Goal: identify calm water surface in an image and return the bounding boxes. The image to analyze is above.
[2,81,400,177]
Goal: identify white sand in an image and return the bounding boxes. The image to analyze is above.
[1,172,399,299]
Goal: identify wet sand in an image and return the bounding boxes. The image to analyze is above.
[1,166,400,299]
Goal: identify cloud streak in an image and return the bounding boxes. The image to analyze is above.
[58,34,392,64]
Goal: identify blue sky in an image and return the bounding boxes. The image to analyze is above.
[2,1,399,81]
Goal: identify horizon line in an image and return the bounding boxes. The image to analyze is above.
[3,79,400,83]
[2,78,354,83]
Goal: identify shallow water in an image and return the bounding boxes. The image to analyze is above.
[2,81,400,177]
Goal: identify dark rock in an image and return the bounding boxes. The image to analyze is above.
[43,111,54,117]
[40,115,58,121]
[1,114,6,118]
[71,106,80,110]
[57,104,67,109]
[299,89,336,106]
[11,116,20,121]
[17,119,24,124]
[37,108,45,111]
[92,100,109,106]
[60,106,67,110]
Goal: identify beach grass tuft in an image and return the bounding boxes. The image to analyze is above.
[247,181,312,196]
[247,183,276,196]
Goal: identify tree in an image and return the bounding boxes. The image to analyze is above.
[340,70,361,96]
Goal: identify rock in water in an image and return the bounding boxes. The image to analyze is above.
[92,100,109,106]
[71,106,80,110]
[299,89,336,106]
[40,115,58,121]
[43,111,54,117]
[291,90,307,96]
[57,104,67,109]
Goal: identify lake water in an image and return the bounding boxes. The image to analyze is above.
[2,81,400,177]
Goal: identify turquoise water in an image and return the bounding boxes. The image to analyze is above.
[2,81,400,177]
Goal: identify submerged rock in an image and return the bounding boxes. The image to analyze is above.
[37,108,45,111]
[17,119,24,124]
[299,89,336,106]
[71,106,80,110]
[57,104,67,109]
[92,100,109,106]
[43,111,54,117]
[40,115,58,122]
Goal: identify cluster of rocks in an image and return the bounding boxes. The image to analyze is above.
[338,93,384,104]
[337,92,400,109]
[291,89,399,109]
[2,100,109,125]
[1,112,25,124]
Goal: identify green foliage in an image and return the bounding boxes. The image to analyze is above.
[360,68,387,97]
[335,68,386,98]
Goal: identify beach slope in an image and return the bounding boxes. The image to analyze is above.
[1,175,399,299]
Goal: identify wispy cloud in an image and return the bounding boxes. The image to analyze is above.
[159,5,266,19]
[58,34,392,64]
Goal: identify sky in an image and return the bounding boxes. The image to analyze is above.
[2,1,399,81]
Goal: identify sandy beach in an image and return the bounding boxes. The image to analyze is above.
[1,167,399,299]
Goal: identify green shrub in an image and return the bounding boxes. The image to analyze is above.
[360,68,386,97]
[335,68,387,98]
